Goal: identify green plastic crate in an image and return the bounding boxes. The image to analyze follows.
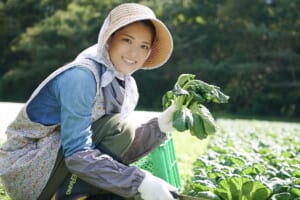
[132,134,181,190]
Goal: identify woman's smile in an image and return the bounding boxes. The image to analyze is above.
[122,56,137,65]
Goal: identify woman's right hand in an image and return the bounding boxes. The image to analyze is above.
[137,170,177,200]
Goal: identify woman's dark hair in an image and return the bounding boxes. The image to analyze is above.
[140,20,156,45]
[111,20,156,45]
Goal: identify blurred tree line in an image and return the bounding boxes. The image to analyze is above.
[0,0,299,118]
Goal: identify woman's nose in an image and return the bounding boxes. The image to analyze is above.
[128,46,139,57]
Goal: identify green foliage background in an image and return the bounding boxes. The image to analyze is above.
[0,0,299,117]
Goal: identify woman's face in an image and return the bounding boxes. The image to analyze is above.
[107,22,153,75]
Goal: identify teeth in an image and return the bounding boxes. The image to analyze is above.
[123,57,135,64]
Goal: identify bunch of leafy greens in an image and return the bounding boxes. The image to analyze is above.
[162,74,229,139]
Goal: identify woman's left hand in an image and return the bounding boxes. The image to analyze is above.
[157,105,176,133]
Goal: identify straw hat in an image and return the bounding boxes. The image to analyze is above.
[100,3,173,69]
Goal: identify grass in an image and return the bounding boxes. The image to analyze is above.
[0,140,10,200]
[0,181,10,200]
[172,131,210,186]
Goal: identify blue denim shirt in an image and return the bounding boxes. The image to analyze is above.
[27,66,98,157]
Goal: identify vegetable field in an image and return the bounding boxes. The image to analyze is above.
[0,118,299,200]
[185,119,300,200]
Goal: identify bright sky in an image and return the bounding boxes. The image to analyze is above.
[0,102,24,140]
[0,102,160,141]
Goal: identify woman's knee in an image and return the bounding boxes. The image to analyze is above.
[92,114,136,157]
[118,119,136,143]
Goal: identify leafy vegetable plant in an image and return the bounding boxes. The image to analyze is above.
[162,74,229,139]
[187,119,300,200]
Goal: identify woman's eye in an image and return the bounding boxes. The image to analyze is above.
[123,38,132,44]
[141,45,150,50]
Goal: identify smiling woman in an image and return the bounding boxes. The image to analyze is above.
[0,3,176,200]
[107,21,154,75]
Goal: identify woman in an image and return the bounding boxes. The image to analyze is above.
[0,3,177,200]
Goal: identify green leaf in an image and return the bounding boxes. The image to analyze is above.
[293,170,300,178]
[243,181,272,200]
[173,107,193,132]
[210,145,228,154]
[215,176,271,200]
[207,169,226,182]
[290,186,300,197]
[192,182,215,192]
[198,104,217,135]
[176,73,195,88]
[205,87,230,104]
[226,155,246,167]
[270,192,292,200]
[277,169,291,179]
[162,90,174,110]
[188,90,206,104]
[215,183,231,199]
[273,184,289,194]
[216,176,243,200]
[266,177,289,194]
[173,84,190,96]
[194,158,209,168]
[241,164,265,176]
[293,178,300,185]
[190,113,207,139]
[182,79,229,104]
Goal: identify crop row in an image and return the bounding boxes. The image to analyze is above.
[186,119,300,200]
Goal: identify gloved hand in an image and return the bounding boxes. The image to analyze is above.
[157,105,176,133]
[138,170,177,200]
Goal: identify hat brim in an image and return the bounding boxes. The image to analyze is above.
[142,19,173,70]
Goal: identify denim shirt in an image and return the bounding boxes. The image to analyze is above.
[27,66,98,157]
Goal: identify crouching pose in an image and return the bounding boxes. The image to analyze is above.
[0,3,177,200]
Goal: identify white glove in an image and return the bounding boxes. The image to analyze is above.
[157,105,176,133]
[138,171,177,200]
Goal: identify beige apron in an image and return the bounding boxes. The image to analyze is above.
[0,59,106,200]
